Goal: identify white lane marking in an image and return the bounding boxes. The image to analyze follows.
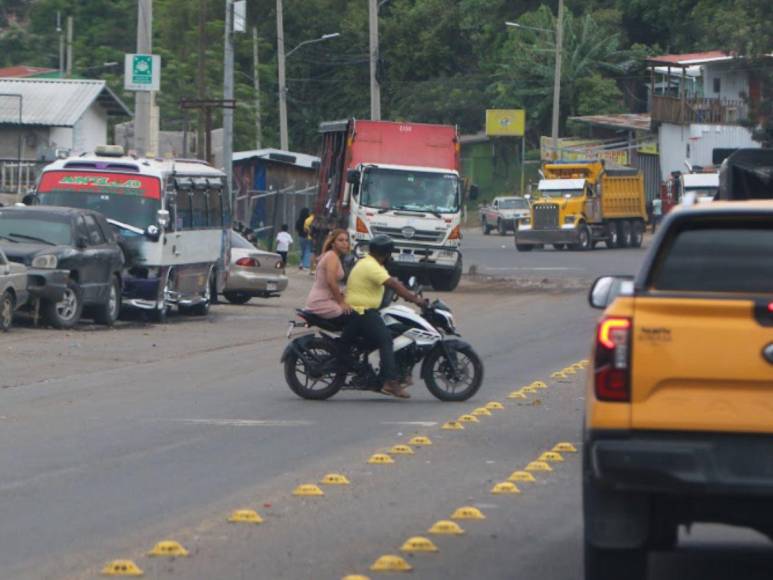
[162,419,315,427]
[381,421,438,427]
[480,266,583,272]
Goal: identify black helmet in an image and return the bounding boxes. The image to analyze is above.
[369,234,394,258]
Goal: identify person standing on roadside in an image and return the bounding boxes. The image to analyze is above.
[295,208,312,270]
[274,224,293,266]
[652,196,663,233]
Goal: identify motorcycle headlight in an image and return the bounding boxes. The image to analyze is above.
[31,254,58,269]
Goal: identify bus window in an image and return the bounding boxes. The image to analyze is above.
[177,191,193,230]
[191,190,207,228]
[207,189,223,227]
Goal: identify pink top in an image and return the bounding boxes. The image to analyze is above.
[304,251,345,318]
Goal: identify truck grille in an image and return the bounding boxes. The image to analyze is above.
[533,204,558,229]
[371,226,445,243]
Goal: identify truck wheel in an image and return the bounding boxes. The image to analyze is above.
[497,219,507,235]
[606,222,619,249]
[630,221,644,248]
[481,218,490,235]
[43,280,84,329]
[431,259,462,292]
[574,225,592,251]
[515,243,533,252]
[620,221,633,248]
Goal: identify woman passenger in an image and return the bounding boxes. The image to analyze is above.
[303,228,352,324]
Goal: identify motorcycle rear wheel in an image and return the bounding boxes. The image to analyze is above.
[423,344,484,401]
[284,337,346,400]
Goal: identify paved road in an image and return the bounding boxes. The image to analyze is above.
[1,236,771,580]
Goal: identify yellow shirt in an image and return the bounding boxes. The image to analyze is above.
[303,214,315,235]
[345,255,390,314]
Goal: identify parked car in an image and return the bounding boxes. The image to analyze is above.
[223,231,288,304]
[0,247,28,332]
[479,196,530,235]
[0,206,124,328]
[583,200,773,580]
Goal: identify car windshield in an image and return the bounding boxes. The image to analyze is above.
[37,190,160,233]
[360,168,459,214]
[650,219,773,293]
[0,213,72,246]
[539,188,584,199]
[499,199,529,209]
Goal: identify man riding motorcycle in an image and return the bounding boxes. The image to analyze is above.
[340,235,426,399]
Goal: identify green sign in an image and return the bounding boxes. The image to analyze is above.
[124,54,161,91]
[132,55,153,85]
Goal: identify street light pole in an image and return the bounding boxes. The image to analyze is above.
[277,0,289,150]
[223,0,234,201]
[253,26,262,150]
[551,0,564,156]
[368,0,381,120]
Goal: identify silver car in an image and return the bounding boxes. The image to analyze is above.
[0,247,28,331]
[223,231,288,304]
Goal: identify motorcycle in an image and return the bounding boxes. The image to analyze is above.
[281,279,484,401]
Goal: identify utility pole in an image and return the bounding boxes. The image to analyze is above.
[65,16,73,78]
[223,0,235,202]
[135,0,153,156]
[57,12,64,76]
[196,0,207,160]
[277,0,288,150]
[368,0,381,120]
[550,0,564,156]
[253,26,262,150]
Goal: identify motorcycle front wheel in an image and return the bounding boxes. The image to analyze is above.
[423,343,484,402]
[284,337,346,400]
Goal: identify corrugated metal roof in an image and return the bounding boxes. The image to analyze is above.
[646,51,732,67]
[233,148,320,169]
[568,113,651,132]
[0,78,130,126]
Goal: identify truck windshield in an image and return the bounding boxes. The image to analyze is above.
[360,168,459,213]
[499,199,529,209]
[539,189,584,199]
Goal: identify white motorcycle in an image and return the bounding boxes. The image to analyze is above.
[282,281,484,401]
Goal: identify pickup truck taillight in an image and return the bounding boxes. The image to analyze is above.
[594,316,631,402]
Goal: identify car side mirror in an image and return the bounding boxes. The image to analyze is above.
[589,275,634,309]
[347,169,359,185]
[76,235,88,249]
[157,209,170,228]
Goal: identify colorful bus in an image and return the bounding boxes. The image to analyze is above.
[34,146,230,321]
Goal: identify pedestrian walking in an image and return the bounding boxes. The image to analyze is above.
[275,224,293,266]
[295,208,313,270]
[652,197,663,233]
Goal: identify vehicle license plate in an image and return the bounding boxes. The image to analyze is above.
[397,254,417,263]
[267,282,277,291]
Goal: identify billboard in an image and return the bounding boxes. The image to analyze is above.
[540,136,630,166]
[485,109,525,137]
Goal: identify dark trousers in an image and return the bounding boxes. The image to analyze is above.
[339,309,398,382]
[277,251,288,265]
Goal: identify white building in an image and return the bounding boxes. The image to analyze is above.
[0,78,130,193]
[647,51,764,178]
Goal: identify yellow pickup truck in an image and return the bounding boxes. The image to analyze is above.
[583,200,773,579]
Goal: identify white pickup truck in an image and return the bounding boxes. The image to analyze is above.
[479,196,530,235]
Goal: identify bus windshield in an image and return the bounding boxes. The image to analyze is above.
[360,168,459,214]
[37,171,161,232]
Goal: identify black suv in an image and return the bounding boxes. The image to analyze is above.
[0,206,124,328]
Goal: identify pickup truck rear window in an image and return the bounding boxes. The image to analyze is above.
[650,219,773,293]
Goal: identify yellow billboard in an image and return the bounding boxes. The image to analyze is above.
[486,109,525,137]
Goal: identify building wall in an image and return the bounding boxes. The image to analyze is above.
[49,127,74,153]
[73,104,108,153]
[0,127,51,160]
[658,122,759,177]
[702,64,749,101]
[460,139,528,200]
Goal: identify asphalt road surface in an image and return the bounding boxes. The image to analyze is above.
[1,234,771,580]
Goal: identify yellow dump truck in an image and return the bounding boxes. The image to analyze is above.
[515,161,646,251]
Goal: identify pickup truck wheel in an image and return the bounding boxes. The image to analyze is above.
[93,275,122,326]
[1,290,14,332]
[620,221,633,248]
[481,218,490,235]
[630,221,644,248]
[515,243,533,252]
[497,219,507,235]
[606,222,620,249]
[43,280,83,329]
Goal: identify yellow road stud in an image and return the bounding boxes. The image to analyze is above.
[553,442,578,453]
[342,576,370,580]
[451,506,486,520]
[400,536,439,553]
[521,386,538,394]
[581,358,590,365]
[507,390,527,399]
[485,401,505,410]
[531,381,548,389]
[390,444,414,455]
[551,371,566,379]
[508,470,537,483]
[571,363,584,371]
[368,453,395,464]
[562,367,576,375]
[370,555,413,572]
[101,560,143,576]
[458,414,479,423]
[321,473,351,485]
[409,436,432,446]
[428,520,465,535]
[293,483,325,496]
[539,451,564,462]
[526,461,553,472]
[442,421,465,430]
[228,509,263,524]
[148,540,188,557]
[472,407,492,416]
[491,481,521,494]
